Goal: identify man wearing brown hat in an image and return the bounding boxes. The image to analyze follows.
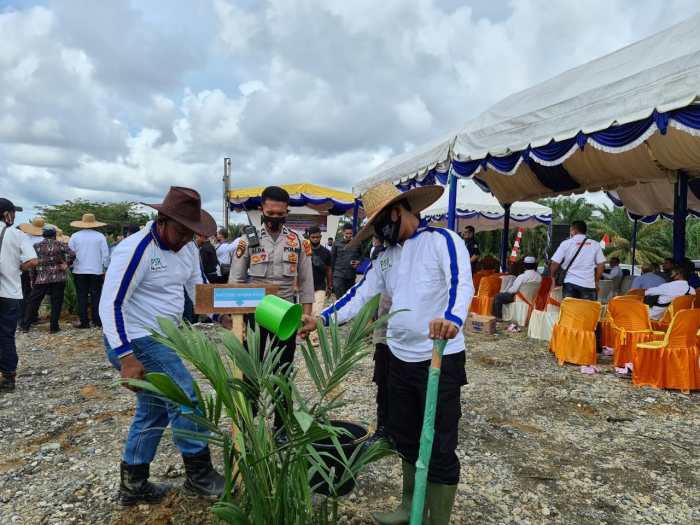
[69,213,110,328]
[99,187,225,505]
[301,181,474,525]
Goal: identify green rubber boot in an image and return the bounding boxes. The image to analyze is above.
[372,461,415,525]
[426,483,457,525]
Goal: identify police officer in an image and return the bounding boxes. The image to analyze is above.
[463,225,480,271]
[228,186,313,431]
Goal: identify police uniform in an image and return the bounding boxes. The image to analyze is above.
[465,237,480,270]
[229,224,313,429]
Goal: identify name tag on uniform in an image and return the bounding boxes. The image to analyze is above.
[150,257,167,272]
[251,253,268,265]
[380,257,392,273]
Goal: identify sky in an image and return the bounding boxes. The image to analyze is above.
[1,0,698,226]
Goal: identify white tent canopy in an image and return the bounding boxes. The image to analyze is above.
[422,180,551,232]
[355,14,700,206]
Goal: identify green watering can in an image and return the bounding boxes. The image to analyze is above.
[254,295,303,341]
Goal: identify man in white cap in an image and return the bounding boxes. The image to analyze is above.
[300,181,473,525]
[493,256,542,320]
[69,213,110,328]
[0,199,38,393]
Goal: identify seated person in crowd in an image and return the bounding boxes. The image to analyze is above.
[644,265,696,320]
[631,263,666,290]
[602,257,622,280]
[682,258,700,289]
[659,257,674,281]
[493,256,542,319]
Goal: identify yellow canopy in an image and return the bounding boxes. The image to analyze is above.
[228,182,354,203]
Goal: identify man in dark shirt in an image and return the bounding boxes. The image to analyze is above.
[308,226,332,318]
[196,234,221,283]
[331,224,361,298]
[463,225,480,270]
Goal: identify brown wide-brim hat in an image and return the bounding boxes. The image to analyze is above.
[143,186,216,237]
[19,216,47,236]
[351,181,444,246]
[70,213,107,229]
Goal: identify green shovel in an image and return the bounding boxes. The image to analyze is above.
[409,338,448,525]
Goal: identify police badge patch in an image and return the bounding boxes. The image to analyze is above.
[302,239,312,257]
[235,239,248,258]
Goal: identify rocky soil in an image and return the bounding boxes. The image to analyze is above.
[1,321,698,524]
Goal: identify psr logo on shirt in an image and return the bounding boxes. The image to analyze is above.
[380,257,392,273]
[150,257,167,272]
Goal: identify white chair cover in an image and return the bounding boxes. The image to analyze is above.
[502,281,541,325]
[528,286,563,341]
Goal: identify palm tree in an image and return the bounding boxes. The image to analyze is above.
[539,197,594,225]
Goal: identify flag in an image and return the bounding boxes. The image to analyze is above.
[510,227,524,262]
[600,234,610,250]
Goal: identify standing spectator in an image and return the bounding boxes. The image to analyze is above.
[331,224,361,298]
[327,237,334,249]
[631,263,666,290]
[0,199,38,393]
[493,256,542,319]
[308,226,332,317]
[18,216,47,245]
[462,225,480,271]
[550,220,605,300]
[69,213,110,328]
[21,226,75,334]
[111,224,140,254]
[196,234,220,283]
[644,265,695,320]
[214,228,238,281]
[602,257,622,280]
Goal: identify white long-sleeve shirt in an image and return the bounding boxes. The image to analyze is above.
[602,266,622,280]
[505,269,542,294]
[321,226,474,362]
[0,225,38,299]
[645,279,695,320]
[99,222,204,358]
[69,229,110,275]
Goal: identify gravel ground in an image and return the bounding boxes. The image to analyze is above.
[1,321,698,524]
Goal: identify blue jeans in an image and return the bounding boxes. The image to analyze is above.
[0,298,21,375]
[563,282,597,301]
[105,336,208,465]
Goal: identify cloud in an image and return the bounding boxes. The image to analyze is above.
[2,0,699,227]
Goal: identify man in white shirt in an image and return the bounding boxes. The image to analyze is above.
[602,257,622,280]
[301,181,473,525]
[214,228,238,280]
[100,187,224,505]
[493,256,542,319]
[69,214,110,328]
[0,199,38,393]
[644,265,695,320]
[550,221,605,300]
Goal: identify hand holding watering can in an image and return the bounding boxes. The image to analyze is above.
[255,295,316,340]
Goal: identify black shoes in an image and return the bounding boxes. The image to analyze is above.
[0,374,16,393]
[118,462,172,506]
[182,449,226,497]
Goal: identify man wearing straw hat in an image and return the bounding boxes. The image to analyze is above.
[69,213,110,329]
[301,181,474,525]
[99,187,225,505]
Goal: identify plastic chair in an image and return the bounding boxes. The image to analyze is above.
[550,298,601,365]
[619,274,632,295]
[470,274,502,316]
[650,295,695,331]
[598,280,614,304]
[693,290,700,309]
[633,309,700,393]
[608,299,662,368]
[528,284,561,342]
[600,294,644,348]
[473,269,495,293]
[502,281,541,326]
[626,288,645,298]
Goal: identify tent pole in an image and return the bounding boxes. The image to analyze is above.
[447,169,458,232]
[673,171,688,263]
[631,218,638,275]
[500,203,512,272]
[351,199,360,236]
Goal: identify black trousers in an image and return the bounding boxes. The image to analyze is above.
[74,274,103,327]
[244,314,297,430]
[332,276,356,299]
[0,298,21,375]
[562,282,597,301]
[372,343,390,429]
[22,282,66,331]
[20,271,35,323]
[388,351,467,485]
[493,292,515,319]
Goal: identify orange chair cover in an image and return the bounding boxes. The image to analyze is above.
[626,288,645,297]
[550,298,601,365]
[650,294,695,331]
[608,300,659,367]
[533,277,553,312]
[470,274,502,316]
[633,309,700,392]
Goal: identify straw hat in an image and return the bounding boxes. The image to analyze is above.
[70,213,107,229]
[352,181,444,245]
[18,216,47,236]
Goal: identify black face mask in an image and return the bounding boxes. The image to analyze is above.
[262,215,286,231]
[376,213,401,246]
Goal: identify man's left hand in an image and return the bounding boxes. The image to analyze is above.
[298,314,318,338]
[429,319,459,340]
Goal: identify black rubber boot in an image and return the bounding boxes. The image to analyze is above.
[182,449,225,497]
[119,462,171,506]
[0,373,15,393]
